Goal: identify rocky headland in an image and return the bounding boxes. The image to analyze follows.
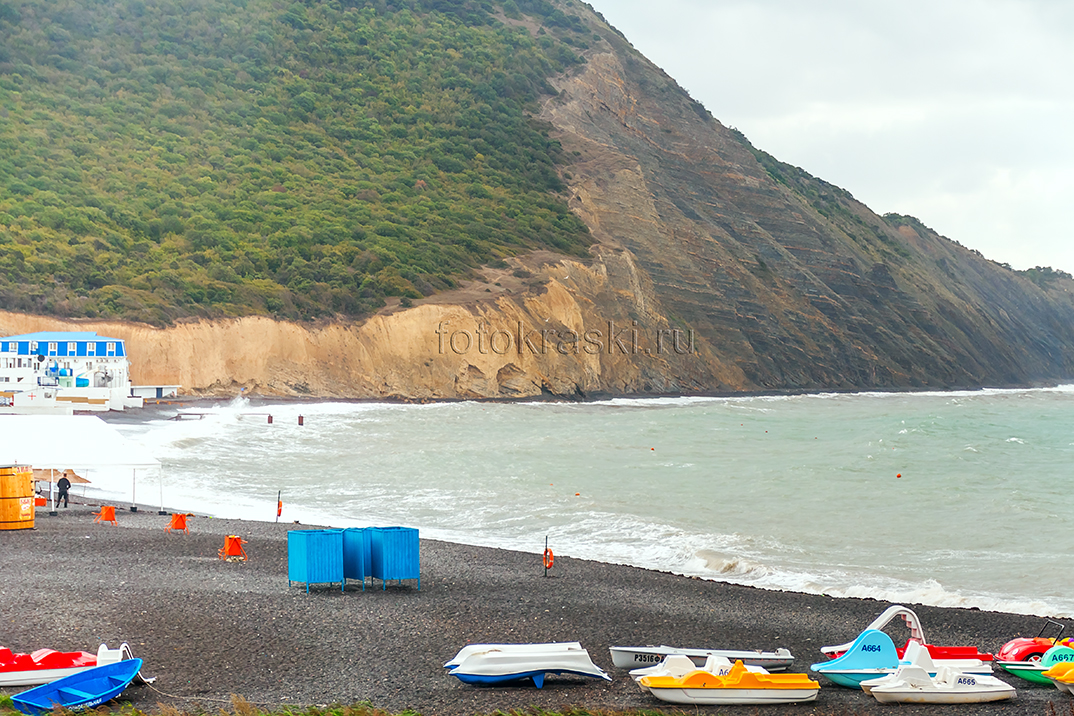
[2,1,1073,400]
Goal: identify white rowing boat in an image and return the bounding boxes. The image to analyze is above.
[610,645,793,671]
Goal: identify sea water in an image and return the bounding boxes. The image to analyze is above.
[99,386,1074,618]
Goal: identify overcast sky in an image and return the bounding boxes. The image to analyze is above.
[588,0,1074,272]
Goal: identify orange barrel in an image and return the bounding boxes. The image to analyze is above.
[0,465,35,530]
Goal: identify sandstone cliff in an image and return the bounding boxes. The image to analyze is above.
[3,1,1073,399]
[0,248,745,399]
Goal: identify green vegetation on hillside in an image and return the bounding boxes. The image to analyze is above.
[1019,265,1073,288]
[0,0,595,324]
[885,214,1073,288]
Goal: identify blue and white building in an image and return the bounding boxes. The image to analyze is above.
[0,332,144,413]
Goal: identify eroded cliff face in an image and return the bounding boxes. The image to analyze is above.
[0,248,744,398]
[535,7,1074,391]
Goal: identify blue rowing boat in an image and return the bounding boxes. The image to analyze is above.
[12,658,143,715]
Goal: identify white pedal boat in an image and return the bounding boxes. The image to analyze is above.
[638,658,819,705]
[446,642,610,688]
[610,644,793,671]
[861,642,1015,704]
[443,642,582,669]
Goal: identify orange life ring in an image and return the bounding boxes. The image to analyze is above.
[543,547,554,570]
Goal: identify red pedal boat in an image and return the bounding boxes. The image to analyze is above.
[0,643,133,687]
[997,619,1073,663]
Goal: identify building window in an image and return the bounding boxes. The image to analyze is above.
[29,341,38,353]
[67,342,76,353]
[48,342,57,354]
[106,342,116,356]
[87,343,95,356]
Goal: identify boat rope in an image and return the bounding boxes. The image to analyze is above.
[141,680,283,707]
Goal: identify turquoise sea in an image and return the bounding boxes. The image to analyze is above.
[103,386,1074,618]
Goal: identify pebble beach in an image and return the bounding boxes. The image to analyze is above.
[1,503,1066,716]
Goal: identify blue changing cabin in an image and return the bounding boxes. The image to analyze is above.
[288,529,344,593]
[342,527,372,590]
[369,526,420,589]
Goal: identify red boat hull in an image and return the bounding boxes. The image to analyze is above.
[0,647,98,688]
[900,640,993,662]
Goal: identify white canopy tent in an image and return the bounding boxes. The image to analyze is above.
[0,415,163,513]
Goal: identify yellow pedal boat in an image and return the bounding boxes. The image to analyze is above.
[639,659,820,705]
[1043,661,1074,694]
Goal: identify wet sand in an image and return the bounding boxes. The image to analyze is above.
[1,504,1064,715]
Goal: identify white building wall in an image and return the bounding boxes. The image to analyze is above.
[0,339,142,411]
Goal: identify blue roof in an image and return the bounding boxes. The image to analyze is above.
[1,331,125,343]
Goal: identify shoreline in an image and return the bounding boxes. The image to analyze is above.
[121,380,1074,414]
[2,507,1065,715]
[100,381,1074,432]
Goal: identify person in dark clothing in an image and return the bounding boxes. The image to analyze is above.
[56,475,71,508]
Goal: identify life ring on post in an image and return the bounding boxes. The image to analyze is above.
[543,547,554,570]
